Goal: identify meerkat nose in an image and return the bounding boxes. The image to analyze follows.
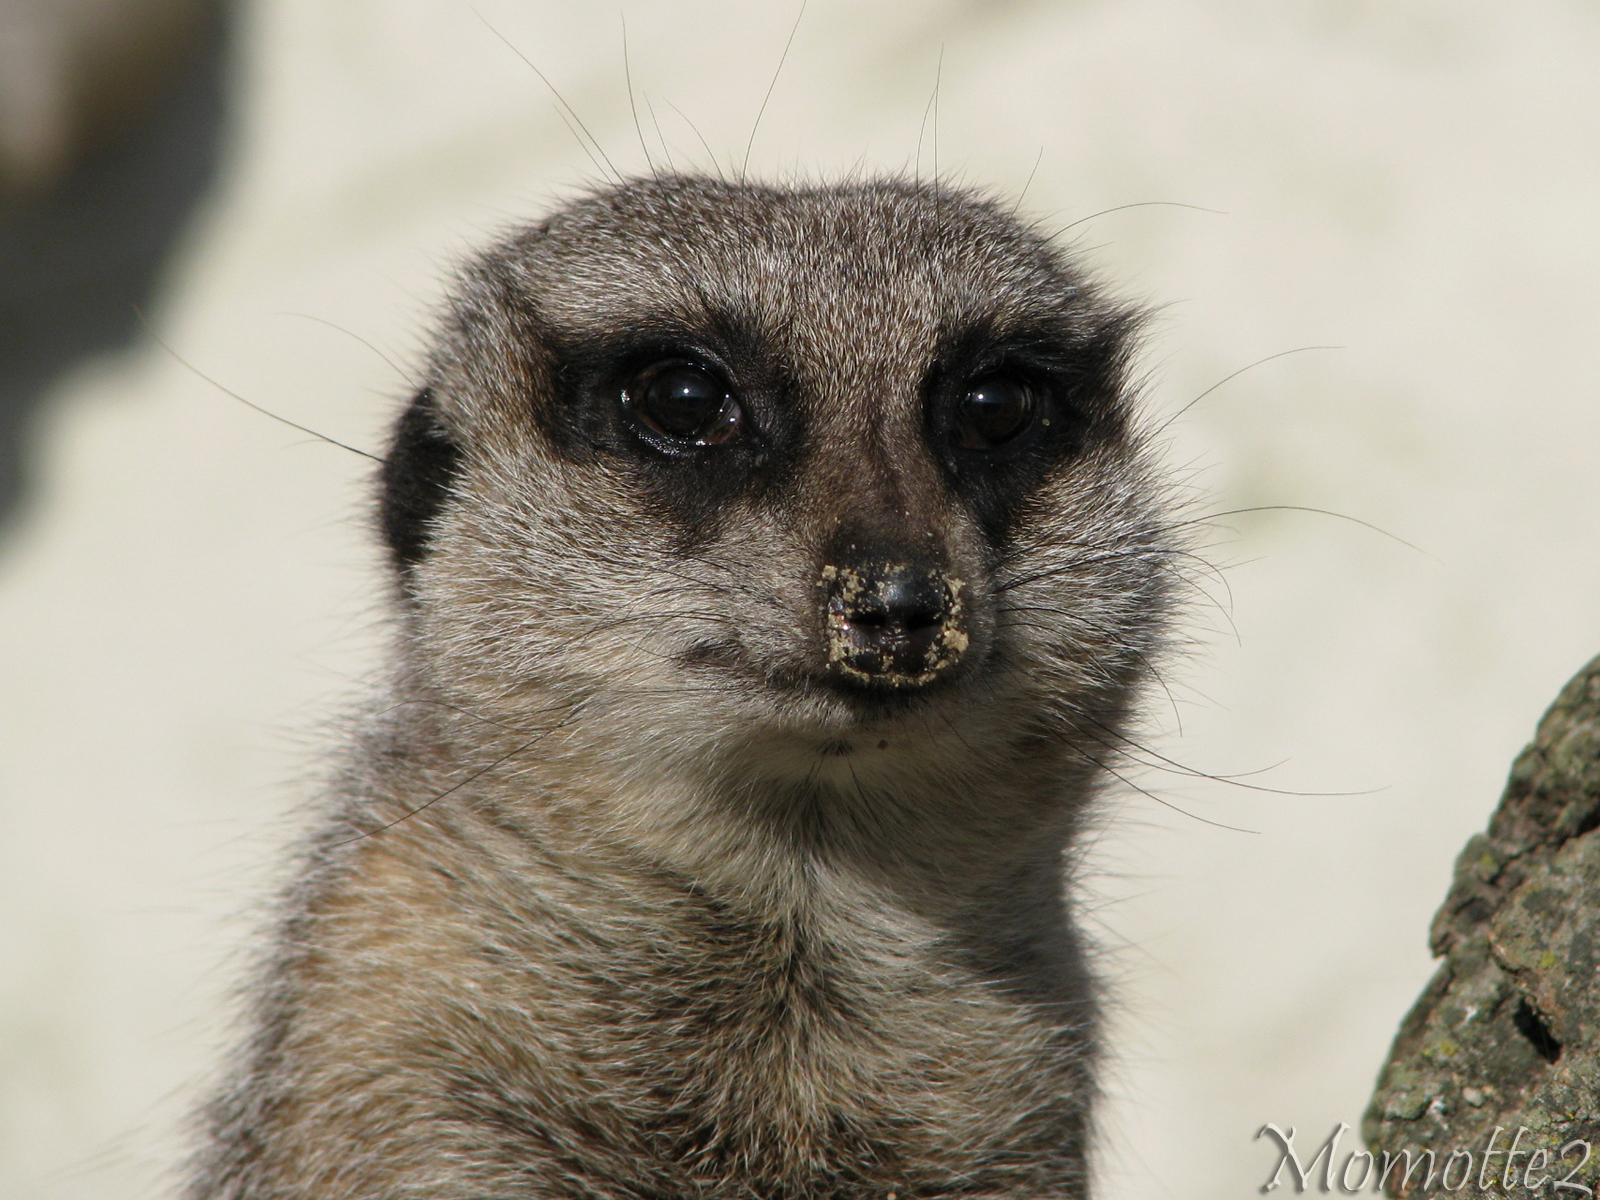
[822,560,967,686]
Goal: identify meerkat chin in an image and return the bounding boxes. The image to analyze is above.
[189,175,1176,1200]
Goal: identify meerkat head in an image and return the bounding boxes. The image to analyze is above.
[378,175,1173,854]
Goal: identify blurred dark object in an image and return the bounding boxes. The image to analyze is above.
[0,0,233,529]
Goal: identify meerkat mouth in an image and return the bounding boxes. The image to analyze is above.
[678,637,969,706]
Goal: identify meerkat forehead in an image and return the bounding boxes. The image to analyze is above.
[515,176,1083,341]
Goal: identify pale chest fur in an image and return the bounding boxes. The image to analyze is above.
[271,790,1093,1199]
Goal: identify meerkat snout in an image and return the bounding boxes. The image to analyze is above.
[821,557,967,686]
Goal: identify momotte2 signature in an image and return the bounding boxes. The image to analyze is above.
[1257,1123,1595,1195]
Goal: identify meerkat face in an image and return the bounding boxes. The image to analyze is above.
[380,176,1171,800]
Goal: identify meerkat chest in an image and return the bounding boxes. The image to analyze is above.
[498,910,1077,1194]
[455,860,1086,1174]
[264,827,1094,1199]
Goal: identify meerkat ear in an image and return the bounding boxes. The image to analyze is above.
[379,387,461,577]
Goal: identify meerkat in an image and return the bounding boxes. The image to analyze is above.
[188,174,1176,1200]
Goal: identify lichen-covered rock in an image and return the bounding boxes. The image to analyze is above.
[1365,655,1600,1196]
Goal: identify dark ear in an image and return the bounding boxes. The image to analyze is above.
[379,388,461,578]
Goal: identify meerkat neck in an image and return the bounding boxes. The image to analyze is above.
[369,673,1093,934]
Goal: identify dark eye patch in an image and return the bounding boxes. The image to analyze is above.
[924,318,1133,540]
[529,313,803,551]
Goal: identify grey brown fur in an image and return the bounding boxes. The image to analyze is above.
[189,175,1177,1199]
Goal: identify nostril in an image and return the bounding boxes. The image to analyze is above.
[849,611,891,630]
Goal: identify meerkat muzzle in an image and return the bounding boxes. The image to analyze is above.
[822,561,969,687]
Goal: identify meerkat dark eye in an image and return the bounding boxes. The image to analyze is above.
[625,360,743,447]
[954,374,1035,450]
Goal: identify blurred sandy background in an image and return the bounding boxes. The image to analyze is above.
[2,1,1598,1196]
